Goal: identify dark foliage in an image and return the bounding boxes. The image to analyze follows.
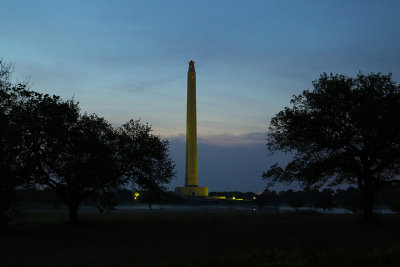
[288,196,304,213]
[315,189,336,213]
[0,62,176,224]
[115,119,175,211]
[28,97,122,223]
[0,61,34,225]
[337,187,363,214]
[263,73,400,220]
[116,119,175,193]
[256,192,268,209]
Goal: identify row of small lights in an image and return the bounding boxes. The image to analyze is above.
[132,192,258,200]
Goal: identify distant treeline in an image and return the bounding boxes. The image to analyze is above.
[16,185,400,214]
[211,186,400,213]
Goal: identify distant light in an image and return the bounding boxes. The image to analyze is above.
[232,196,236,200]
[253,197,256,200]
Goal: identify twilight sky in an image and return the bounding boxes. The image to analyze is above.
[2,0,400,192]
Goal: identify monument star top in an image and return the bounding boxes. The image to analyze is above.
[188,59,195,72]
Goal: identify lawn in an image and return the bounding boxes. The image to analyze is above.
[1,207,400,266]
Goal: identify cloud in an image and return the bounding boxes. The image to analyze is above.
[168,133,292,192]
[169,132,266,147]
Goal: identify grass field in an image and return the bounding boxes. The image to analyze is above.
[1,207,400,266]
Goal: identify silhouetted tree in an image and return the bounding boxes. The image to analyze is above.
[315,189,336,213]
[340,187,363,214]
[390,199,400,214]
[289,196,304,213]
[257,192,268,209]
[263,73,400,220]
[139,190,167,210]
[278,189,295,205]
[29,96,122,223]
[85,189,119,213]
[0,61,34,225]
[0,61,175,224]
[116,119,175,199]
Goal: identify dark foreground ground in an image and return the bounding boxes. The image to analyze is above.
[1,207,400,266]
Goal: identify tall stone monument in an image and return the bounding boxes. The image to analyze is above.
[175,59,208,197]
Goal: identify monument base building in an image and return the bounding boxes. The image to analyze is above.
[175,186,208,197]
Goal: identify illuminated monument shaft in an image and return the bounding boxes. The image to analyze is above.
[185,60,198,186]
[175,60,208,197]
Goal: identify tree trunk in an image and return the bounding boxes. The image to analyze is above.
[361,183,375,221]
[68,202,79,224]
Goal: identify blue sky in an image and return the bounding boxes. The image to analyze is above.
[2,0,400,192]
